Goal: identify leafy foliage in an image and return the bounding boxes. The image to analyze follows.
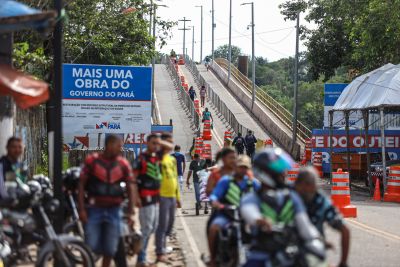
[280,0,400,81]
[253,55,348,129]
[13,0,176,79]
[211,45,243,65]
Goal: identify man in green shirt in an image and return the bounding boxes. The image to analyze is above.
[202,108,213,122]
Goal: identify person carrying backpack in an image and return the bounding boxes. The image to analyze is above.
[245,130,257,158]
[232,132,246,155]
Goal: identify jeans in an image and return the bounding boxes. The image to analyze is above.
[178,175,184,194]
[201,96,205,107]
[156,197,176,255]
[85,206,121,257]
[193,181,200,203]
[137,204,159,263]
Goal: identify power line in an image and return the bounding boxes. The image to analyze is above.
[256,27,295,45]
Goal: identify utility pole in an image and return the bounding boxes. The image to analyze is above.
[228,0,232,83]
[195,5,203,62]
[0,33,14,156]
[242,2,255,110]
[178,17,191,57]
[151,4,157,116]
[291,11,300,153]
[149,0,153,35]
[211,0,215,60]
[191,26,195,64]
[51,0,64,235]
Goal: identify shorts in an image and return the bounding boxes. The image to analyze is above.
[85,206,122,257]
[210,214,230,228]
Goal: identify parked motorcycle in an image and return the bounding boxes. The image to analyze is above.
[0,174,95,267]
[0,212,12,267]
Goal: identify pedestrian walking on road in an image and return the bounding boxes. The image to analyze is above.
[245,130,257,159]
[202,107,213,123]
[188,86,197,102]
[78,134,136,267]
[0,137,26,199]
[156,133,181,263]
[186,154,206,209]
[133,133,162,267]
[171,145,186,194]
[232,132,247,155]
[200,85,207,107]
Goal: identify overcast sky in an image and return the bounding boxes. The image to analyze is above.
[157,0,306,62]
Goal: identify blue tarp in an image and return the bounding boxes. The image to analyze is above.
[0,0,54,32]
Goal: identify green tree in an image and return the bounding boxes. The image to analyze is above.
[212,44,242,65]
[13,0,176,78]
[280,0,400,81]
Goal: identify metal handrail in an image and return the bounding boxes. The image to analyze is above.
[183,55,254,139]
[164,56,201,133]
[214,58,311,142]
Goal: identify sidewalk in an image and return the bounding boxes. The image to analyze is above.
[196,65,270,141]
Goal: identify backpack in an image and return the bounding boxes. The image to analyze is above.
[235,137,244,149]
[245,135,256,147]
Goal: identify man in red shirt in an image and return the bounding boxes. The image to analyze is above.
[78,134,136,267]
[206,147,237,196]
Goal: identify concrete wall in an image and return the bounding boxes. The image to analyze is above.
[209,62,302,159]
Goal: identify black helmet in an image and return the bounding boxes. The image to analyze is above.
[253,148,294,188]
[62,167,81,191]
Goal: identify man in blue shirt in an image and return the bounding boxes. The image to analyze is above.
[295,167,350,267]
[207,155,260,267]
[171,145,186,194]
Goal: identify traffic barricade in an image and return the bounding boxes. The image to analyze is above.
[224,131,232,141]
[194,99,200,115]
[264,139,273,148]
[194,137,203,156]
[313,152,323,177]
[286,163,300,184]
[305,138,312,163]
[331,169,357,218]
[202,144,212,159]
[203,120,212,140]
[383,166,400,203]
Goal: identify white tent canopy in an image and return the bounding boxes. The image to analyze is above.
[333,63,400,111]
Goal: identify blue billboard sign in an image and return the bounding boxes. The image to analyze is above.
[324,83,348,106]
[62,64,152,101]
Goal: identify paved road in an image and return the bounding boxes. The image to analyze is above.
[195,65,270,141]
[154,64,400,267]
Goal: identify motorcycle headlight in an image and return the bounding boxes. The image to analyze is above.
[375,166,383,172]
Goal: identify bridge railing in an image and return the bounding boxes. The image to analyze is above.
[214,58,311,143]
[165,56,201,133]
[184,55,253,139]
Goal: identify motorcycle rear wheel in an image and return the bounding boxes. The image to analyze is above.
[35,239,94,267]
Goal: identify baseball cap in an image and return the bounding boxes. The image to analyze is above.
[237,155,252,168]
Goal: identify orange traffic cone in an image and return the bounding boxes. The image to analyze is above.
[372,180,381,201]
